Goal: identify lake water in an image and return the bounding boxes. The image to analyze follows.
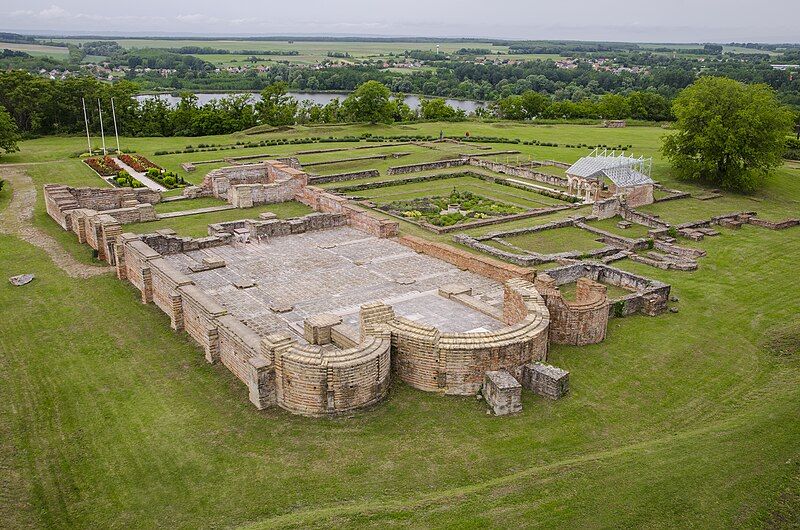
[136,92,485,114]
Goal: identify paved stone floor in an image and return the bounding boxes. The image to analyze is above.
[165,227,505,342]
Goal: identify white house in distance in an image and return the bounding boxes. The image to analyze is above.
[565,149,655,207]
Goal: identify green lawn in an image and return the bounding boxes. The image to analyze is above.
[1,222,798,527]
[347,176,568,209]
[558,280,634,301]
[153,196,227,213]
[2,121,800,527]
[501,226,608,254]
[125,202,313,237]
[585,216,653,238]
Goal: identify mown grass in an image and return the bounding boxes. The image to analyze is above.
[0,222,798,528]
[125,201,313,237]
[501,226,608,254]
[347,176,568,208]
[153,196,227,213]
[2,121,800,527]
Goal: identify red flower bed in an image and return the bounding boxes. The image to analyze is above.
[84,156,122,176]
[119,154,160,173]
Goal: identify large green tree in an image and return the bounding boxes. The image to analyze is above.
[342,81,394,124]
[255,82,297,126]
[662,76,792,192]
[0,104,20,157]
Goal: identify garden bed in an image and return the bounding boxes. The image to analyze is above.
[83,156,122,177]
[380,190,525,228]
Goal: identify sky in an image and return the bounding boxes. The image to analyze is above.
[2,0,799,43]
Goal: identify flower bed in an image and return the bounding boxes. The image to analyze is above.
[84,156,122,177]
[113,170,144,189]
[145,168,187,189]
[119,154,160,173]
[380,190,524,227]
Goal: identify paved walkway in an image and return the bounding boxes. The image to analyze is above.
[0,165,110,278]
[112,157,167,192]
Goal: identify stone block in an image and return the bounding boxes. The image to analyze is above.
[522,362,569,400]
[303,313,343,345]
[258,212,278,220]
[482,370,522,415]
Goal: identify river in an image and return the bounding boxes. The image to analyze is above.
[135,92,486,114]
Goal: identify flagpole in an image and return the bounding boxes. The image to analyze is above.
[111,97,121,153]
[97,99,107,156]
[82,98,92,155]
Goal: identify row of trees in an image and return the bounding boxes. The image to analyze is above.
[494,90,671,121]
[0,72,468,138]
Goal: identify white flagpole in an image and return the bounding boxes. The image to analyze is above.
[98,99,107,156]
[82,98,92,155]
[111,97,121,153]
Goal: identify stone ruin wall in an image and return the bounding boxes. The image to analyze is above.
[542,262,671,317]
[466,157,570,188]
[534,275,609,346]
[397,235,534,283]
[387,158,467,175]
[620,184,654,208]
[380,278,550,395]
[267,335,392,417]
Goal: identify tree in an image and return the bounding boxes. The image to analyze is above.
[342,81,394,124]
[0,104,20,157]
[419,98,464,121]
[256,82,297,126]
[662,76,792,192]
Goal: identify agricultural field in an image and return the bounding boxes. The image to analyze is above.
[49,38,512,66]
[0,41,69,58]
[1,120,799,528]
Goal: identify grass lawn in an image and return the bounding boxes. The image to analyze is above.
[558,280,634,301]
[585,216,653,239]
[1,221,798,527]
[0,182,11,212]
[501,226,608,254]
[125,201,313,237]
[2,121,800,527]
[153,196,227,214]
[348,176,569,209]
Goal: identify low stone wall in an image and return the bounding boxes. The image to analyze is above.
[542,262,671,317]
[534,275,608,346]
[296,185,398,238]
[208,212,349,239]
[44,184,157,260]
[467,158,569,188]
[386,278,550,395]
[387,158,467,175]
[453,218,622,267]
[747,217,800,230]
[141,233,231,256]
[397,235,534,283]
[307,170,380,184]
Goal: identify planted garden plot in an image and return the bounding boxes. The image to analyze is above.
[381,190,524,227]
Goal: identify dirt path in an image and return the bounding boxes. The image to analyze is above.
[0,166,110,278]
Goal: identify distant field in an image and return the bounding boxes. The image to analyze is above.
[51,38,511,65]
[0,42,69,57]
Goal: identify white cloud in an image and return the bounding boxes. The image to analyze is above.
[39,5,68,19]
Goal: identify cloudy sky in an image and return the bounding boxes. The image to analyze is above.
[2,0,798,42]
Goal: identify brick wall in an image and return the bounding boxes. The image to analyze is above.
[535,275,609,345]
[387,279,549,395]
[387,159,467,175]
[397,235,534,283]
[467,158,569,187]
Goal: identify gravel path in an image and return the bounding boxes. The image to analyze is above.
[0,166,111,278]
[112,157,167,191]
